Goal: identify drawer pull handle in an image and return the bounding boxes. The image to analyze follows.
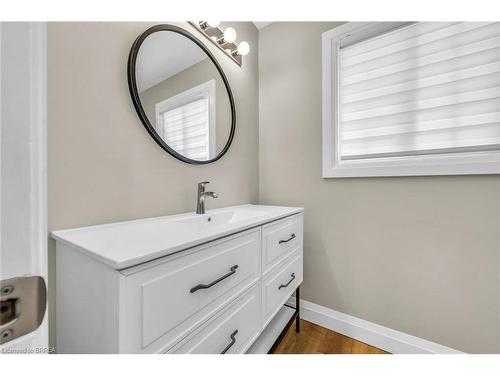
[220,329,238,354]
[190,265,239,293]
[279,233,296,244]
[278,273,296,290]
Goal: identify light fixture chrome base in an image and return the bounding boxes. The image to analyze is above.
[188,21,242,66]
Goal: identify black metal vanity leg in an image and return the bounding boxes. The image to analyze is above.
[295,286,300,333]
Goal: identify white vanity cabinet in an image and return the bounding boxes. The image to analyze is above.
[53,205,303,354]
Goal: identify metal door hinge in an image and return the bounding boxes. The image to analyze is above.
[1,276,47,345]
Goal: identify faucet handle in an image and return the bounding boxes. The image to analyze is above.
[198,181,210,186]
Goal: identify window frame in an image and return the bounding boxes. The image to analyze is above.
[155,79,216,160]
[322,22,500,178]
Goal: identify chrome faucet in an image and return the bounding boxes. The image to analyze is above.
[196,181,219,214]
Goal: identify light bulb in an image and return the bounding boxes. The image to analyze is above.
[207,21,220,28]
[237,41,250,56]
[223,27,237,43]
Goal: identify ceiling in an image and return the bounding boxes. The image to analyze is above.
[253,22,273,30]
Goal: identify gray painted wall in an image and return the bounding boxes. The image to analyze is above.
[47,21,259,349]
[258,22,500,353]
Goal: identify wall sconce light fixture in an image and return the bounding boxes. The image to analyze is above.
[188,21,250,66]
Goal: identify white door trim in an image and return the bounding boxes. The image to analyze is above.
[29,22,48,294]
[288,297,463,354]
[29,22,48,349]
[0,21,48,351]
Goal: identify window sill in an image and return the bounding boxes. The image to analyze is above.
[322,150,500,178]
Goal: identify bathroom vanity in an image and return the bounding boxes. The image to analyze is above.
[52,205,303,353]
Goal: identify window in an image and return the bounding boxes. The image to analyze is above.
[155,80,216,160]
[322,22,500,177]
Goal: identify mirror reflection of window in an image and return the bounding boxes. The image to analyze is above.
[155,80,216,160]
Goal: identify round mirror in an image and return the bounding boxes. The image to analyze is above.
[128,25,235,164]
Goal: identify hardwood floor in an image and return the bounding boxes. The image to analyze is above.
[272,319,389,354]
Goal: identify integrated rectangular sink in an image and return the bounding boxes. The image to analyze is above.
[51,204,303,269]
[173,205,268,228]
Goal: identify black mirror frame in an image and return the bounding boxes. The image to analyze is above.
[127,24,236,165]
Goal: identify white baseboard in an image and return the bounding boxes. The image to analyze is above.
[288,298,463,354]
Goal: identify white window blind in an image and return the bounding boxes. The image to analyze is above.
[338,22,500,161]
[155,80,216,161]
[161,97,210,160]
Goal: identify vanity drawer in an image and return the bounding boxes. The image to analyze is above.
[262,214,303,274]
[119,229,261,352]
[262,250,303,327]
[168,285,261,354]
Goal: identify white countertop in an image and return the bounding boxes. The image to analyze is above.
[51,204,303,270]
